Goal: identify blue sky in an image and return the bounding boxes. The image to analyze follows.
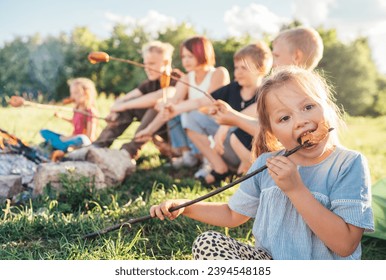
[1,0,386,73]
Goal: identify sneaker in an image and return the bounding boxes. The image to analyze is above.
[152,135,181,158]
[194,158,212,178]
[120,149,137,167]
[171,151,198,168]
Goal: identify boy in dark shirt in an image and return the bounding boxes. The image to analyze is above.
[93,41,177,160]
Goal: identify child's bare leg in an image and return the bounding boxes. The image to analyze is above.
[230,134,252,175]
[187,129,228,183]
[187,129,227,173]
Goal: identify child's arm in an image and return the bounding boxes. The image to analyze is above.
[108,88,144,112]
[165,96,212,117]
[159,68,229,117]
[266,156,364,257]
[110,88,175,112]
[134,95,209,141]
[86,111,98,142]
[117,88,143,103]
[168,75,190,104]
[150,199,250,228]
[160,68,228,114]
[134,112,166,142]
[213,125,230,155]
[212,101,259,136]
[206,67,230,94]
[54,112,72,123]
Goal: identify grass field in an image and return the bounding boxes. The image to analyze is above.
[0,97,385,260]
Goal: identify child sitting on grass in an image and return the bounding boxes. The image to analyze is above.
[39,77,98,154]
[150,67,374,260]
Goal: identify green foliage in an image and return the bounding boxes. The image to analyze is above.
[156,22,197,71]
[213,36,254,80]
[29,35,69,100]
[1,22,386,116]
[56,174,98,213]
[0,37,36,97]
[373,76,386,115]
[318,29,379,116]
[60,27,102,100]
[0,27,102,102]
[339,115,386,183]
[99,24,149,96]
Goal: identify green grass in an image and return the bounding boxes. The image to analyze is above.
[1,100,386,260]
[340,115,386,183]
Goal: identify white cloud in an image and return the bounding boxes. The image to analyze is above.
[103,11,136,35]
[104,10,176,38]
[378,0,386,9]
[104,12,136,25]
[137,10,177,37]
[316,0,386,74]
[367,20,386,73]
[224,4,288,39]
[292,0,336,26]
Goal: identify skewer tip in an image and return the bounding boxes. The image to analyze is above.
[298,121,333,145]
[160,71,171,89]
[88,51,110,64]
[9,96,25,107]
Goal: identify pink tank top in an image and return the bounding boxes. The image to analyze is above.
[72,109,93,135]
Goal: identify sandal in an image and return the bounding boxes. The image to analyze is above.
[199,170,231,187]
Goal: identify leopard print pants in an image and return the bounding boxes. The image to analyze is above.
[192,230,272,260]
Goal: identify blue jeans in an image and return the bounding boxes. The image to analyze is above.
[168,116,199,154]
[39,129,90,152]
[183,110,239,168]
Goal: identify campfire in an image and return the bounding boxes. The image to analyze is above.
[0,129,19,151]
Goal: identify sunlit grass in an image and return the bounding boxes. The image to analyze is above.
[339,115,386,183]
[1,99,385,260]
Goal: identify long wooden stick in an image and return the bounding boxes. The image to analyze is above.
[88,51,215,102]
[82,141,308,239]
[9,96,106,120]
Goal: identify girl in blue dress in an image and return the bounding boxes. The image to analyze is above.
[150,66,374,260]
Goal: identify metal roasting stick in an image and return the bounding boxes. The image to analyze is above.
[82,139,313,239]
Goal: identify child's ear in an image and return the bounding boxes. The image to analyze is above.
[294,49,303,65]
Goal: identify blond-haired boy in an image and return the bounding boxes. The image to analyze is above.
[272,26,323,70]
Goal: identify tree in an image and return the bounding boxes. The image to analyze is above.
[157,22,197,71]
[373,76,386,115]
[98,24,150,96]
[318,29,378,116]
[61,27,102,100]
[0,36,35,98]
[28,34,69,100]
[1,21,385,117]
[213,36,254,80]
